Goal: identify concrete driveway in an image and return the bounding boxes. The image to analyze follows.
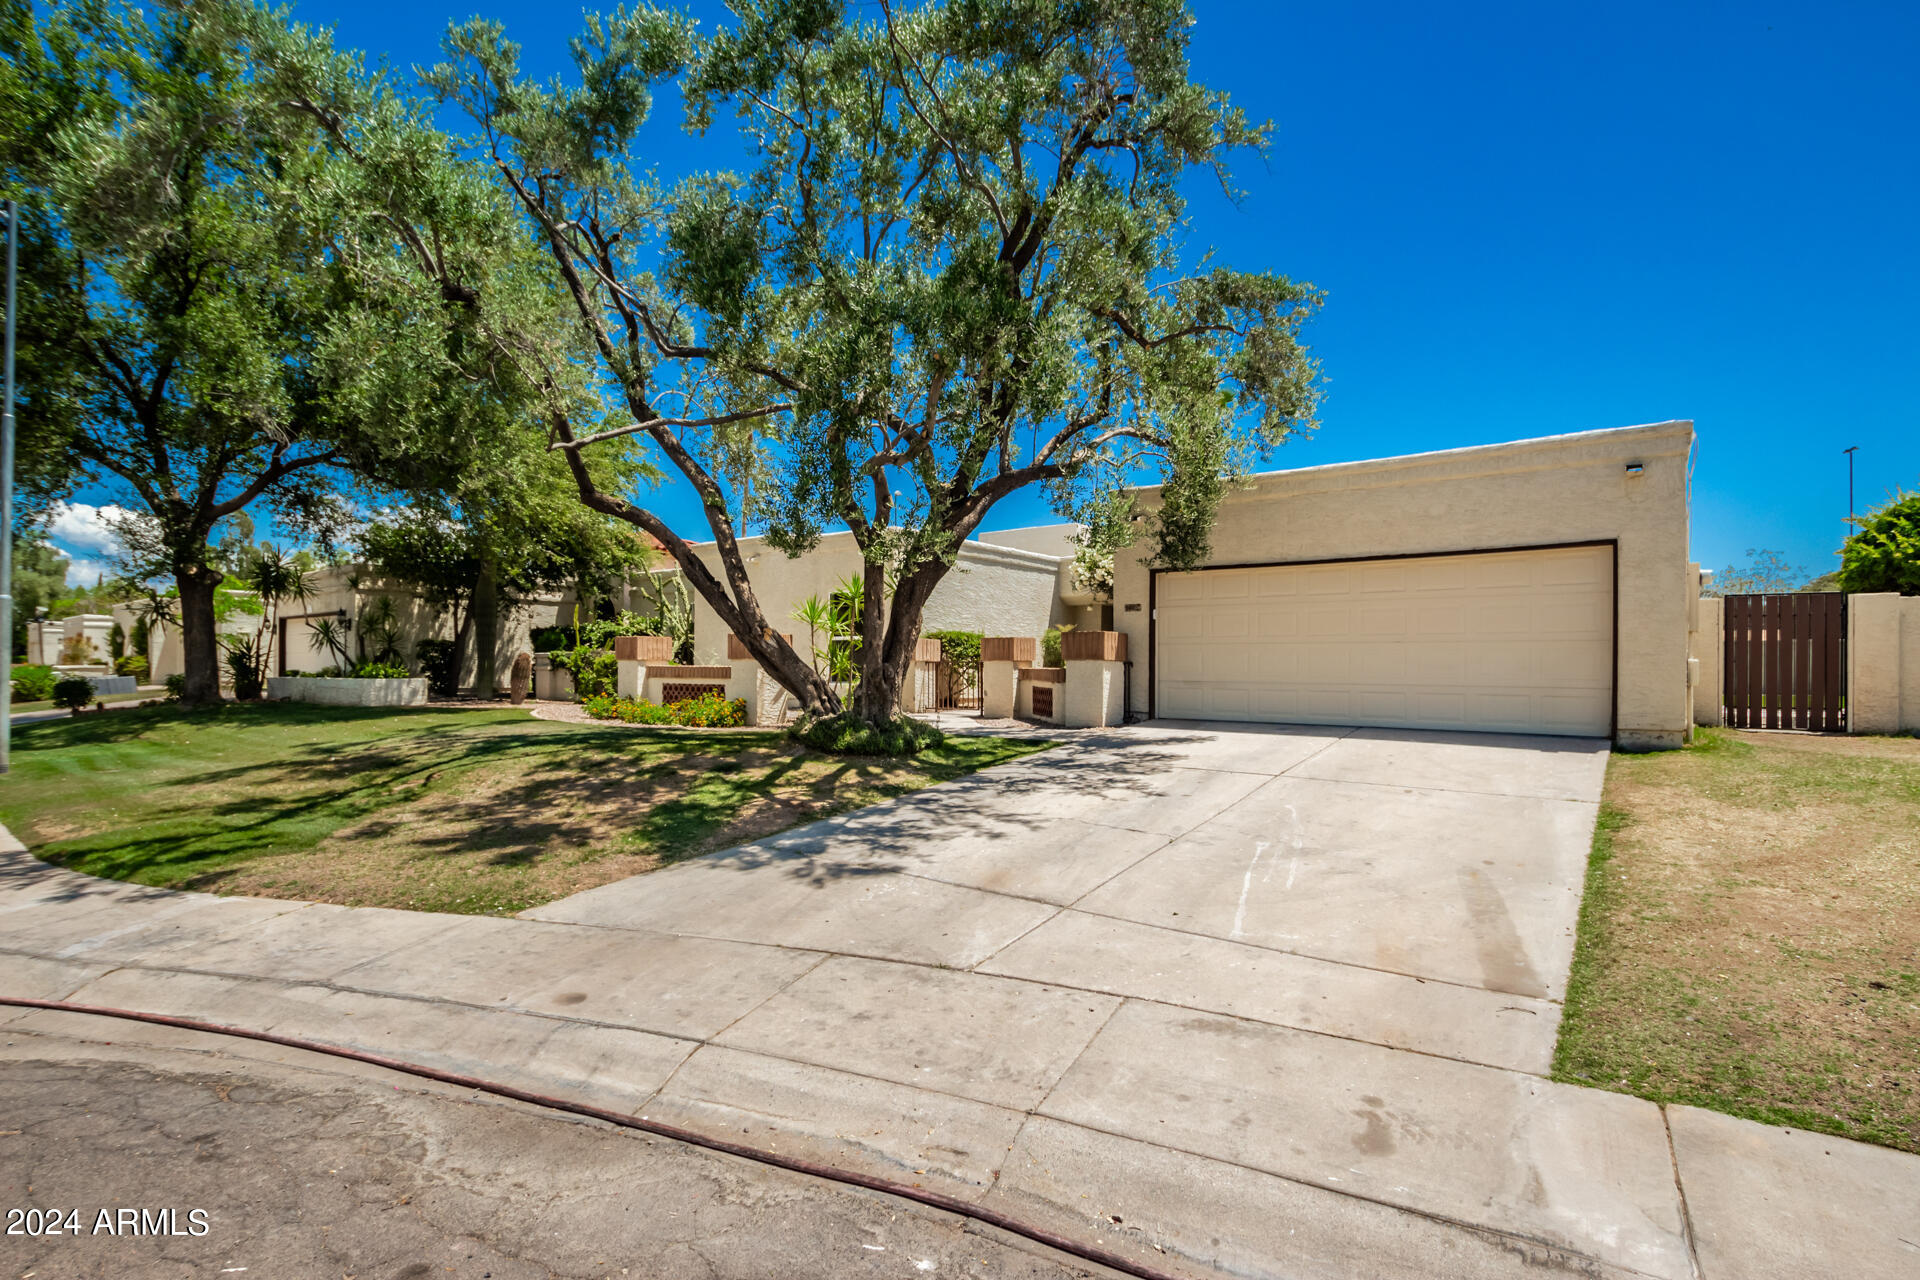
[6,720,1916,1280]
[532,722,1603,1075]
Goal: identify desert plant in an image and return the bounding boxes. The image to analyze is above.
[308,617,354,670]
[243,545,314,678]
[631,574,696,663]
[222,633,267,701]
[51,676,95,713]
[11,664,56,702]
[356,596,406,667]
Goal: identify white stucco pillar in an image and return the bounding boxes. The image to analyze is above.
[614,634,675,701]
[1847,594,1904,735]
[1692,595,1723,727]
[1061,630,1128,728]
[981,636,1035,719]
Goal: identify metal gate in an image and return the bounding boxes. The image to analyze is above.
[1723,593,1847,731]
[935,659,982,710]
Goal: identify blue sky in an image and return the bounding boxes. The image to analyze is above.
[53,0,1920,586]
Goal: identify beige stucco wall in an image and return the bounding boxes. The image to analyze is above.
[1693,592,1724,727]
[1112,421,1696,749]
[974,523,1080,559]
[686,530,1067,666]
[1847,593,1920,735]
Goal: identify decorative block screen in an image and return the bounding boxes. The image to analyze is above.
[661,683,726,703]
[1031,685,1054,719]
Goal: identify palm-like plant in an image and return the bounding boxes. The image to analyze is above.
[308,617,353,672]
[792,594,833,677]
[229,545,314,698]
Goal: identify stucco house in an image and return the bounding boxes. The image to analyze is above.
[1111,421,1701,750]
[680,524,1105,666]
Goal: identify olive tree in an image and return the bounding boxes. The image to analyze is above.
[425,0,1320,731]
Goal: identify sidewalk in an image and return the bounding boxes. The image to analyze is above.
[3,728,1915,1279]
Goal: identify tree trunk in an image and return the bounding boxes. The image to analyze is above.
[175,563,224,707]
[852,567,941,726]
[469,553,500,696]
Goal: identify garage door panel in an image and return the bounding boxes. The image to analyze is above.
[1156,546,1612,737]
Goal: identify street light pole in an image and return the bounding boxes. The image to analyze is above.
[1843,445,1858,533]
[0,199,16,775]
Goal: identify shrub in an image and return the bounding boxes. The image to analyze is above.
[553,645,618,698]
[414,638,459,695]
[926,630,982,670]
[350,660,410,680]
[528,624,572,654]
[51,676,95,712]
[1040,624,1078,669]
[581,691,749,728]
[114,654,149,681]
[790,712,944,757]
[1837,491,1920,595]
[58,634,94,665]
[222,634,266,700]
[11,664,56,702]
[164,673,186,702]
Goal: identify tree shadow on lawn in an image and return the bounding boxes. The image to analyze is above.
[31,719,789,888]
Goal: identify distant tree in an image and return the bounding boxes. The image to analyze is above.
[1836,492,1920,596]
[2,0,598,706]
[8,537,68,653]
[1705,549,1808,597]
[1068,492,1140,603]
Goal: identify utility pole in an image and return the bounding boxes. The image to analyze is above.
[1843,445,1858,529]
[1,199,16,774]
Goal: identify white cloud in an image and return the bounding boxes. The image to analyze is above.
[47,502,132,557]
[64,558,117,588]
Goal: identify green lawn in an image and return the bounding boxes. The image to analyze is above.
[1554,728,1920,1153]
[0,703,1047,916]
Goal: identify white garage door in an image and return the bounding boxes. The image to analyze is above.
[1155,544,1613,736]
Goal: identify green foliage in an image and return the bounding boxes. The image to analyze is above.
[164,674,186,702]
[1041,624,1077,669]
[51,676,95,711]
[355,597,406,667]
[11,665,56,702]
[926,630,982,671]
[9,540,69,654]
[1067,492,1138,600]
[222,634,267,701]
[790,713,945,758]
[553,646,619,699]
[413,638,460,696]
[308,618,354,671]
[57,634,93,665]
[1837,491,1920,596]
[425,0,1320,724]
[582,691,748,728]
[109,622,126,661]
[349,661,410,680]
[114,654,149,680]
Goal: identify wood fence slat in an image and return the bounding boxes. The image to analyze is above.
[1730,595,1748,727]
[1725,595,1742,727]
[1828,592,1846,730]
[1809,596,1828,731]
[1791,595,1809,729]
[1771,595,1788,729]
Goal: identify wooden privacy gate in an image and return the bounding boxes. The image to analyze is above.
[1723,593,1847,731]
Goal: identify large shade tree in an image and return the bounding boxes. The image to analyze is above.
[415,0,1320,730]
[5,0,642,704]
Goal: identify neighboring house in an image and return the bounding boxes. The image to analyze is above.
[680,523,1105,665]
[119,565,570,693]
[1112,421,1702,749]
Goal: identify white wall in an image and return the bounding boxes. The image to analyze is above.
[1113,421,1696,749]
